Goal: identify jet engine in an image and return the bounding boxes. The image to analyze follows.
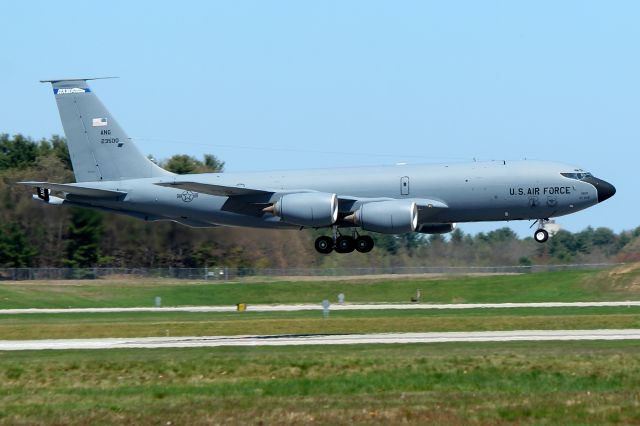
[346,200,418,234]
[416,223,456,234]
[266,192,338,227]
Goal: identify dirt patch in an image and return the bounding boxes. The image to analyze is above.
[608,262,640,276]
[586,262,640,292]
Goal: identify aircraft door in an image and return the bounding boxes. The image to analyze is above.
[400,176,410,196]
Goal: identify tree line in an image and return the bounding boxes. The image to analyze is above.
[1,134,638,268]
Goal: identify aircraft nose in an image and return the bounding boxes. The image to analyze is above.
[584,176,616,203]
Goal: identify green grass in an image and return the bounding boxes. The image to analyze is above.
[2,307,640,340]
[1,267,640,423]
[0,267,638,309]
[1,342,640,424]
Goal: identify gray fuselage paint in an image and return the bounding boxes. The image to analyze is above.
[65,160,598,229]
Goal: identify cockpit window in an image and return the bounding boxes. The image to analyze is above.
[561,171,593,180]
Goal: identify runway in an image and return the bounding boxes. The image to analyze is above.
[2,329,640,351]
[1,301,640,315]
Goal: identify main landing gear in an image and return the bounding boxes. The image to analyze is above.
[314,228,374,254]
[532,219,550,243]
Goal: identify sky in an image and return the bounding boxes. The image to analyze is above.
[1,1,638,237]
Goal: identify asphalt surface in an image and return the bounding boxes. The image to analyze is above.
[2,329,640,350]
[1,301,640,314]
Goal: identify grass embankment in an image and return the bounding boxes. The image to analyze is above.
[1,342,640,425]
[0,265,639,309]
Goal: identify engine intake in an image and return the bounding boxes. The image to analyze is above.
[347,200,418,234]
[268,192,338,227]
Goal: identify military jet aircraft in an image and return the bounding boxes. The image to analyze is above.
[21,78,616,254]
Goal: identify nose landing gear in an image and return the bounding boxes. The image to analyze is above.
[314,228,375,254]
[532,218,550,243]
[534,228,549,243]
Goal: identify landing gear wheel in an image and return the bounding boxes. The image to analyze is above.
[315,236,334,254]
[534,229,549,243]
[335,236,355,253]
[355,235,374,253]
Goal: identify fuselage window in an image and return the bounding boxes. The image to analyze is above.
[561,172,593,181]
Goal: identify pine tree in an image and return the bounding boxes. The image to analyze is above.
[0,222,37,267]
[65,208,104,267]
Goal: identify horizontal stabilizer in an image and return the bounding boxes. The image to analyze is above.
[19,181,127,199]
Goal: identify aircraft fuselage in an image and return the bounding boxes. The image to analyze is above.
[61,159,610,230]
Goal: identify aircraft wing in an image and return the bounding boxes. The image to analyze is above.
[154,181,275,197]
[341,196,448,210]
[155,181,310,217]
[155,181,449,217]
[154,181,318,203]
[18,181,127,198]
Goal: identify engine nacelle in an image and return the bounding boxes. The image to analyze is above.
[271,192,338,227]
[417,223,456,234]
[349,200,418,234]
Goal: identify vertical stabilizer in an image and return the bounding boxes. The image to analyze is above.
[42,78,172,182]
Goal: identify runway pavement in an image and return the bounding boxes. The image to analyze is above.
[2,329,640,350]
[1,301,640,314]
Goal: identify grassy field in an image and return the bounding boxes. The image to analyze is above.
[1,264,640,424]
[0,265,639,309]
[1,342,640,425]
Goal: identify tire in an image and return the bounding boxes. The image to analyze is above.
[335,236,355,254]
[355,235,374,253]
[534,229,549,243]
[314,236,334,254]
